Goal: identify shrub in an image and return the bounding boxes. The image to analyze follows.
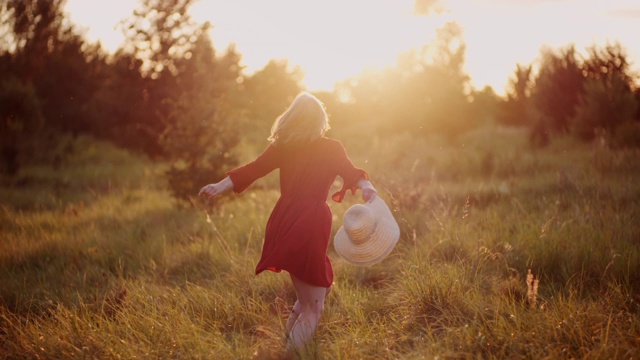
[611,120,640,148]
[0,76,43,175]
[572,76,638,142]
[159,33,240,204]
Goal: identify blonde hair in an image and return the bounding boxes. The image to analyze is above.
[268,92,330,146]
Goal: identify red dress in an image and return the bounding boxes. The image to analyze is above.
[226,137,367,287]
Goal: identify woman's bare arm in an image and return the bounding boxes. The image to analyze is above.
[198,176,234,199]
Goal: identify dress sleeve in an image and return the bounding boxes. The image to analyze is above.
[331,141,369,203]
[227,144,279,193]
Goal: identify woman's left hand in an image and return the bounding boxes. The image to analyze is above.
[198,177,234,199]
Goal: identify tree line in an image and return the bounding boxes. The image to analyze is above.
[1,0,639,202]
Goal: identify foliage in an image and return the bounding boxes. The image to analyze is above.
[521,42,639,146]
[4,0,67,62]
[83,52,157,153]
[3,0,103,136]
[421,22,473,137]
[572,77,638,142]
[636,90,640,119]
[611,120,640,148]
[333,22,473,140]
[470,85,500,126]
[0,76,43,175]
[530,45,584,136]
[1,0,640,200]
[241,59,303,141]
[119,0,203,77]
[572,43,639,142]
[160,32,242,203]
[114,0,209,157]
[498,64,533,127]
[37,34,104,135]
[0,2,14,52]
[582,42,635,88]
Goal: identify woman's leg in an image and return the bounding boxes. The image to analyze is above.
[287,274,329,350]
[285,300,301,335]
[285,284,331,338]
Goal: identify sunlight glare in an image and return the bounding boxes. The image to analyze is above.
[64,0,640,94]
[191,0,444,91]
[65,0,130,52]
[439,0,640,93]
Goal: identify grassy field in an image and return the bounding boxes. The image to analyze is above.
[1,131,639,359]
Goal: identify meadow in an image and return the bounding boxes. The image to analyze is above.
[1,129,639,359]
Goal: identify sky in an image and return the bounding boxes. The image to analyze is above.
[65,0,640,95]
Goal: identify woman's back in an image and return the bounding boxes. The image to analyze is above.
[278,137,348,201]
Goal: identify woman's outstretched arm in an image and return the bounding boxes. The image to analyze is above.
[357,178,377,203]
[198,176,234,199]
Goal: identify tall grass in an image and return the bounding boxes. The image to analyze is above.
[1,132,639,359]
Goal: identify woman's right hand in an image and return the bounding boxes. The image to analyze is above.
[198,177,234,199]
[362,187,377,203]
[357,178,377,203]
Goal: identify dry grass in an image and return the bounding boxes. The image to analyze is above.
[1,132,639,359]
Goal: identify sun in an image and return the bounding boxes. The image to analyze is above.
[190,0,445,91]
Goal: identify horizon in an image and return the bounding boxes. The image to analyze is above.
[65,0,640,95]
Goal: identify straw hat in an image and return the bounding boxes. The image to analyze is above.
[334,197,400,266]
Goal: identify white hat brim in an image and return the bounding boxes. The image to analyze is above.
[334,197,400,266]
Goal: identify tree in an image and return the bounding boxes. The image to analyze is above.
[119,0,203,78]
[530,45,584,135]
[0,2,15,53]
[160,32,243,203]
[582,42,634,87]
[572,43,638,141]
[84,51,155,151]
[3,0,104,134]
[636,89,640,120]
[116,0,213,157]
[332,22,473,140]
[498,64,533,127]
[470,85,500,126]
[39,32,104,135]
[5,0,67,80]
[572,76,638,141]
[414,21,472,138]
[241,59,303,141]
[1,0,105,155]
[0,76,43,175]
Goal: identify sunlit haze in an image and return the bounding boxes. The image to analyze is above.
[66,0,640,95]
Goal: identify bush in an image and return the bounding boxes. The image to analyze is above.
[0,76,43,175]
[159,33,240,204]
[572,77,638,141]
[611,120,640,148]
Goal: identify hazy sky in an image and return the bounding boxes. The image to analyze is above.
[65,0,640,95]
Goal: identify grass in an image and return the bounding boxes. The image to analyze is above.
[1,131,639,359]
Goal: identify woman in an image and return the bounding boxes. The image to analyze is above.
[198,91,376,350]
